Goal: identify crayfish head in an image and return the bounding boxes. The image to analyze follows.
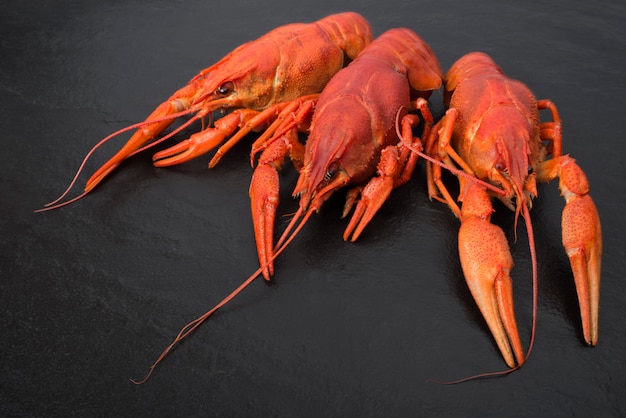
[293,143,353,214]
[293,101,376,212]
[295,168,351,215]
[189,38,289,114]
[472,109,539,223]
[189,68,273,115]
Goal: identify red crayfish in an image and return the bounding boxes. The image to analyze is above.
[38,12,372,210]
[421,52,602,375]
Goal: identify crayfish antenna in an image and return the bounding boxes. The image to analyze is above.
[35,109,197,212]
[522,203,538,362]
[427,204,538,384]
[131,207,315,384]
[36,123,145,212]
[426,365,523,385]
[34,191,92,212]
[130,269,262,385]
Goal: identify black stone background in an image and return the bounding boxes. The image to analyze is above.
[2,1,624,415]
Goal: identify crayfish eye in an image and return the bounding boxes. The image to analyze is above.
[527,165,534,175]
[324,162,341,181]
[495,161,506,172]
[215,81,234,97]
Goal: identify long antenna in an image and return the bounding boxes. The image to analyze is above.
[131,208,315,384]
[35,108,197,212]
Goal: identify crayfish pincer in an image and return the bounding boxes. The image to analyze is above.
[423,52,602,373]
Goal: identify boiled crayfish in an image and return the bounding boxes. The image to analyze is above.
[131,27,443,383]
[38,12,372,210]
[422,52,602,372]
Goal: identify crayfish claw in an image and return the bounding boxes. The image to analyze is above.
[343,176,394,242]
[458,184,525,368]
[250,163,280,280]
[538,155,602,346]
